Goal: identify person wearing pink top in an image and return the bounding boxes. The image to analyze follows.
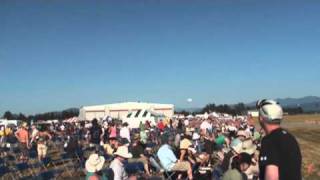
[109,123,117,138]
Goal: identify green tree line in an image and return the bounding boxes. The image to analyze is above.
[1,108,79,121]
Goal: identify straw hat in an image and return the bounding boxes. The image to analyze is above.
[240,139,257,155]
[114,146,132,159]
[85,154,105,173]
[237,130,249,138]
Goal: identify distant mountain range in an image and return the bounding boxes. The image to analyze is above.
[177,96,320,113]
[247,96,320,112]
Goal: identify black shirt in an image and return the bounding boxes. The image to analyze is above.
[259,128,302,180]
[131,143,144,158]
[204,138,215,154]
[90,125,102,144]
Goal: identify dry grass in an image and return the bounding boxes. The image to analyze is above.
[255,114,320,180]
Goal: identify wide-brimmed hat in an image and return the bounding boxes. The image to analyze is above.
[85,154,105,173]
[114,146,132,159]
[237,130,250,138]
[240,139,257,155]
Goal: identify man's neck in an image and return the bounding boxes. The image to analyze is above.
[266,125,281,135]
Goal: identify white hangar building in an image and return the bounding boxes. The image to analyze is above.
[79,102,174,121]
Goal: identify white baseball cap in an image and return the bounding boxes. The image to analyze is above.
[256,99,283,123]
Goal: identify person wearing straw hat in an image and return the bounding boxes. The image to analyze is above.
[15,122,30,162]
[110,145,132,180]
[85,153,106,180]
[256,99,301,180]
[239,139,259,180]
[240,139,257,155]
[236,130,250,141]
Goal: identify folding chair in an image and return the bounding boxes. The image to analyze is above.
[51,153,74,177]
[36,169,56,180]
[0,165,16,180]
[74,148,86,170]
[162,168,176,180]
[16,162,34,178]
[125,162,145,175]
[0,166,9,178]
[155,156,176,180]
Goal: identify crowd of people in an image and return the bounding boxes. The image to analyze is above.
[0,99,302,180]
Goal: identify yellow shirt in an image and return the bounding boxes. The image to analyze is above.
[180,138,192,149]
[103,143,115,155]
[5,128,12,135]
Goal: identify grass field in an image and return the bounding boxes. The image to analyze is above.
[255,114,320,180]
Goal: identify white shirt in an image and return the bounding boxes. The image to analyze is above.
[110,158,128,180]
[184,119,189,126]
[31,129,39,139]
[200,120,212,131]
[120,127,130,143]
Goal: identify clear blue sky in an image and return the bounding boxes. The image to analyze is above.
[1,0,320,115]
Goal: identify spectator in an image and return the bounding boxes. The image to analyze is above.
[256,99,302,180]
[85,153,106,180]
[15,122,30,162]
[89,119,104,149]
[103,137,119,156]
[129,135,151,176]
[157,134,193,179]
[120,122,130,143]
[110,145,133,180]
[108,122,117,139]
[32,125,52,161]
[222,152,253,180]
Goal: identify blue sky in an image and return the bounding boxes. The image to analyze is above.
[1,0,320,115]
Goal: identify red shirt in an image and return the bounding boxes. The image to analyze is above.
[16,128,29,144]
[157,121,165,132]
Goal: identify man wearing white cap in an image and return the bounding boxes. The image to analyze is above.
[256,99,301,180]
[110,145,133,180]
